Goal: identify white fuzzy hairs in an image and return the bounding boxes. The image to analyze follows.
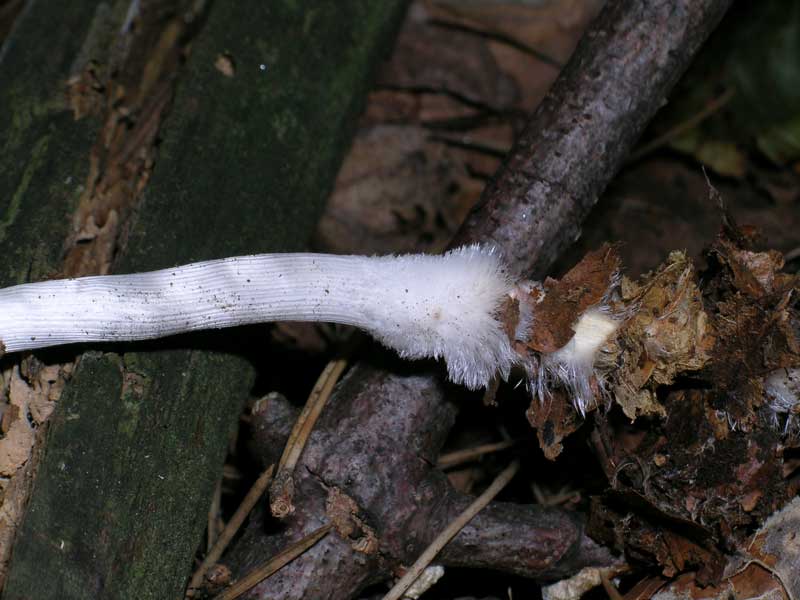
[364,246,518,389]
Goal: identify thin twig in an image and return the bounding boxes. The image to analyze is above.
[270,339,356,517]
[212,524,333,600]
[381,460,520,600]
[784,246,800,263]
[437,439,520,469]
[452,0,734,279]
[627,88,735,163]
[207,477,223,551]
[600,571,625,600]
[186,465,275,597]
[278,357,349,473]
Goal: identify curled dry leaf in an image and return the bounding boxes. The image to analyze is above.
[613,251,714,420]
[524,244,621,457]
[735,496,800,600]
[641,497,800,600]
[424,0,604,111]
[526,388,582,461]
[376,18,519,112]
[648,567,788,600]
[525,243,621,354]
[425,0,604,64]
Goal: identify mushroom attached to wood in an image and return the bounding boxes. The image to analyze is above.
[0,246,622,396]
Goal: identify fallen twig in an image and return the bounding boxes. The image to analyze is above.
[269,347,353,518]
[186,465,276,597]
[212,523,332,600]
[437,439,520,469]
[207,478,223,551]
[382,460,520,600]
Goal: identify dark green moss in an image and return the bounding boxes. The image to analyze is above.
[3,1,407,598]
[0,1,109,285]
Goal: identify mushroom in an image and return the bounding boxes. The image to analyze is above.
[0,246,520,390]
[0,245,623,397]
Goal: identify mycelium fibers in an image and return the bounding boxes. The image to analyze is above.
[535,306,621,415]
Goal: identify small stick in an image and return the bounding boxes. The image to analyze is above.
[600,571,625,600]
[270,354,350,517]
[207,477,223,550]
[211,523,332,600]
[784,246,800,263]
[278,352,351,472]
[627,88,735,163]
[381,459,520,600]
[186,464,275,598]
[437,439,520,469]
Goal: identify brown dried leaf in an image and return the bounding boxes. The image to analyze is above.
[423,0,603,112]
[425,0,603,65]
[588,495,725,584]
[613,252,713,420]
[526,244,621,353]
[648,568,788,600]
[377,20,519,111]
[361,90,422,124]
[316,125,474,255]
[526,389,582,460]
[711,237,789,299]
[741,496,800,600]
[432,122,513,177]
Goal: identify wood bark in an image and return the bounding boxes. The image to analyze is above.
[452,0,735,278]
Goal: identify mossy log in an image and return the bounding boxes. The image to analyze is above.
[1,1,406,598]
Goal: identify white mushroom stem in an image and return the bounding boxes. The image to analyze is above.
[0,246,519,390]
